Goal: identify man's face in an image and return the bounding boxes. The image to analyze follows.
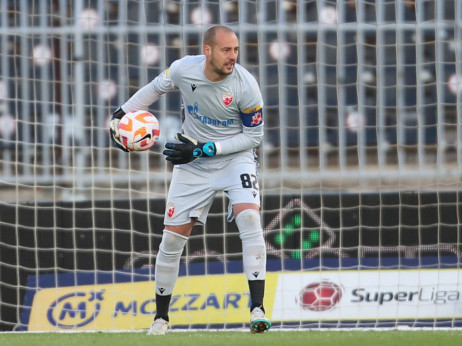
[205,31,239,79]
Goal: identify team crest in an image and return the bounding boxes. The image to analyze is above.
[251,110,263,126]
[167,203,175,218]
[222,91,233,106]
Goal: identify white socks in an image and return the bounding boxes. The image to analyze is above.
[155,210,266,296]
[155,230,188,296]
[235,209,267,281]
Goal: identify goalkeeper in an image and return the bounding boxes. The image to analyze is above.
[110,25,269,335]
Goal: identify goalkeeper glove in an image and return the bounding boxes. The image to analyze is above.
[163,133,216,165]
[109,107,129,152]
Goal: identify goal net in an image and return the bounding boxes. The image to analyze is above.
[1,0,461,332]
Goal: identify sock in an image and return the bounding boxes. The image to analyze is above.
[235,210,267,281]
[249,279,265,311]
[154,230,188,321]
[155,294,171,321]
[155,230,188,296]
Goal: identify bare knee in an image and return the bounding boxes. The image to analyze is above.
[164,218,196,237]
[233,203,259,218]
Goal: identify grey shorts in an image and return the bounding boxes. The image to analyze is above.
[164,154,260,226]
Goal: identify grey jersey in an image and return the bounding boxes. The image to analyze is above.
[123,55,264,162]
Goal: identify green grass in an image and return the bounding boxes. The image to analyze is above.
[1,330,462,346]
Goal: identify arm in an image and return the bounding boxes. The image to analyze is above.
[121,68,175,112]
[109,67,176,151]
[163,107,264,164]
[215,107,263,155]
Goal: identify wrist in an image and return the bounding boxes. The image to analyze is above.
[193,141,216,158]
[113,107,126,119]
[214,141,222,155]
[202,142,216,157]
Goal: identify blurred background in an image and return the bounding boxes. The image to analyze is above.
[0,0,460,202]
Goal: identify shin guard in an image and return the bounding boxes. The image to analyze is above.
[235,209,267,281]
[155,230,188,296]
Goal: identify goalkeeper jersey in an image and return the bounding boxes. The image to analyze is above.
[122,55,264,162]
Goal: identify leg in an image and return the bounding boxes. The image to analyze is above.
[149,161,216,334]
[234,204,271,333]
[148,220,195,335]
[234,204,265,306]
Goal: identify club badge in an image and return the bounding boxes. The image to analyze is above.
[167,203,175,217]
[222,91,233,106]
[251,111,262,126]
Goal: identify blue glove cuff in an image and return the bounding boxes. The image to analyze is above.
[202,142,216,157]
[192,142,216,158]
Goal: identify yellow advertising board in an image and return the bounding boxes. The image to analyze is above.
[26,273,278,331]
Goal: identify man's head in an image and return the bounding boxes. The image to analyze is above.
[203,25,239,82]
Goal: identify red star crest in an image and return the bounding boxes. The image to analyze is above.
[222,92,233,106]
[167,204,175,218]
[251,111,262,126]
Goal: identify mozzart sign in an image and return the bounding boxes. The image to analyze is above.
[22,273,279,331]
[20,268,462,331]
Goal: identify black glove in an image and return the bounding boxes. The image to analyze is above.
[163,133,216,165]
[109,107,128,152]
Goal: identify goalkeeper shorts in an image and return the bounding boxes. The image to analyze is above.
[164,153,260,226]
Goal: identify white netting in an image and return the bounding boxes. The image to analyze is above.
[0,0,461,332]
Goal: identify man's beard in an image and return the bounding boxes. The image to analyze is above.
[211,58,233,76]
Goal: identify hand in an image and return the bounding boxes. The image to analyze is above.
[109,107,129,152]
[163,133,216,165]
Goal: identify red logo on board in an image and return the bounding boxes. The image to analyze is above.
[297,281,343,311]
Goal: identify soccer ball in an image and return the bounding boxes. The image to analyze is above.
[297,280,342,311]
[118,110,160,151]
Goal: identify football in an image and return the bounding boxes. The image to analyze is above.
[118,110,160,151]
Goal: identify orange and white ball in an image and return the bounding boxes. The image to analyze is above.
[118,111,160,151]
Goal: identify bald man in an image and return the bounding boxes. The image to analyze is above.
[110,25,270,335]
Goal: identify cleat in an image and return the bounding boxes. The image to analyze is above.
[147,317,169,335]
[250,307,271,334]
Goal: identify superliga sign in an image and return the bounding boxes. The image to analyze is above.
[272,269,462,321]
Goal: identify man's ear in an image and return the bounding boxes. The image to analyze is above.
[203,45,211,57]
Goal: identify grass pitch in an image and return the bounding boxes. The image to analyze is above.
[1,330,462,346]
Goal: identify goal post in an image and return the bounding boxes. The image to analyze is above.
[1,0,462,332]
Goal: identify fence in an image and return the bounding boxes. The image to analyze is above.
[0,1,460,200]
